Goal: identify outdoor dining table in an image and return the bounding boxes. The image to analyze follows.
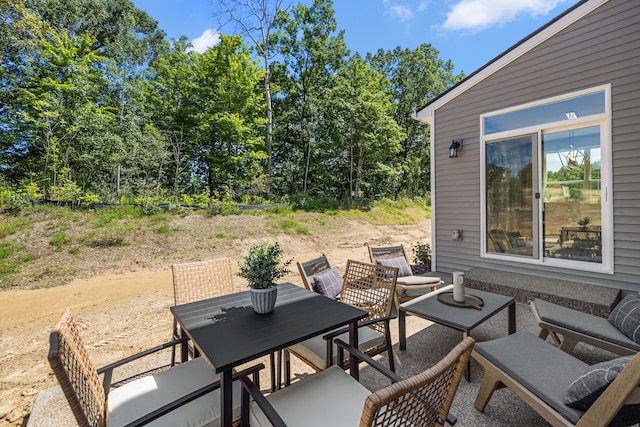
[170,282,369,427]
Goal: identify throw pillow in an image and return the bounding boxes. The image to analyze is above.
[608,294,640,343]
[564,356,640,427]
[313,267,343,299]
[565,356,633,410]
[375,256,412,277]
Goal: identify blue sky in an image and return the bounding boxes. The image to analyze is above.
[131,0,580,75]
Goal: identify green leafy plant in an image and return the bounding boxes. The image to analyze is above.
[577,216,591,227]
[412,241,432,268]
[237,242,291,289]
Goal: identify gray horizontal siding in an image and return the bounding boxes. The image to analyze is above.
[432,0,640,290]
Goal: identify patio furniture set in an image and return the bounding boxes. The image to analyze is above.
[47,245,640,426]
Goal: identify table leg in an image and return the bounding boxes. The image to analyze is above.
[220,369,233,427]
[508,301,516,334]
[180,328,188,363]
[399,308,407,351]
[349,321,359,381]
[463,330,471,382]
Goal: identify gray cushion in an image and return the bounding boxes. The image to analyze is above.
[609,295,640,343]
[564,356,640,427]
[534,299,640,351]
[474,330,587,424]
[376,256,411,277]
[313,267,343,299]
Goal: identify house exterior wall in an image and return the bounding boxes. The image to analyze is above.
[432,0,640,290]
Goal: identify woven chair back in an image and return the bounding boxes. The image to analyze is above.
[368,245,408,262]
[340,260,397,334]
[48,309,106,427]
[297,255,332,291]
[361,337,475,427]
[172,257,235,305]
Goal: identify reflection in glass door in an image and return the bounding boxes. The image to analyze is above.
[543,126,602,263]
[486,135,535,257]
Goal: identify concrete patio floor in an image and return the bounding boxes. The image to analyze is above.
[28,298,621,426]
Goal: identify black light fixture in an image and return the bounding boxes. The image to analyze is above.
[449,139,462,158]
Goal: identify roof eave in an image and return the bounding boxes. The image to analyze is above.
[414,0,608,118]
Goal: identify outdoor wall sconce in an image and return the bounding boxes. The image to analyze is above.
[449,139,462,158]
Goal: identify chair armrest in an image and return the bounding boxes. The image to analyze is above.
[97,337,188,393]
[239,372,287,427]
[321,315,396,341]
[334,339,458,426]
[125,363,264,427]
[334,338,401,382]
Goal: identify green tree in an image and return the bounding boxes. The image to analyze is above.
[324,54,405,203]
[147,37,198,195]
[368,44,463,197]
[214,0,293,200]
[273,0,349,196]
[191,35,266,200]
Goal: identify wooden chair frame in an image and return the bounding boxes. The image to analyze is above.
[296,254,332,292]
[473,332,640,427]
[531,298,639,356]
[368,244,442,303]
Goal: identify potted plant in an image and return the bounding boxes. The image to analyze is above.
[577,216,591,229]
[237,242,291,314]
[411,241,432,274]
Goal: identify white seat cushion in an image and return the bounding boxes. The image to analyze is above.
[250,365,370,427]
[107,357,241,427]
[396,275,441,286]
[287,326,385,369]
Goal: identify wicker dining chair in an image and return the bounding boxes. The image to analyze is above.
[171,257,235,365]
[284,259,398,385]
[48,309,262,427]
[242,337,475,427]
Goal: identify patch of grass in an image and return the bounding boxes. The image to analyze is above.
[154,224,172,235]
[93,206,142,228]
[50,232,71,247]
[69,246,80,254]
[0,216,32,238]
[274,218,309,235]
[215,233,225,239]
[81,230,129,248]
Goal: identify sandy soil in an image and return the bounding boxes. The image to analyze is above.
[0,217,432,426]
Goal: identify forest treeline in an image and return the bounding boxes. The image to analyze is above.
[1,0,463,210]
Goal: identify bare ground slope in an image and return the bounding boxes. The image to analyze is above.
[0,212,432,426]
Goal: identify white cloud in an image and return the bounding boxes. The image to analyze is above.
[418,1,430,12]
[389,4,414,22]
[442,0,570,32]
[188,29,221,53]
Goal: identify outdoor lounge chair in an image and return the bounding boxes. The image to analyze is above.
[241,336,474,427]
[48,309,262,427]
[368,244,443,303]
[473,330,640,427]
[296,254,334,293]
[284,259,398,385]
[531,298,640,356]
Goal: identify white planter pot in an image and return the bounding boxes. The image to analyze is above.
[250,287,278,314]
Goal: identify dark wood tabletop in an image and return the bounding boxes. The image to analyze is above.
[172,282,368,372]
[171,282,368,426]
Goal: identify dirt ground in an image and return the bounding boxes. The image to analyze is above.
[0,216,432,426]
